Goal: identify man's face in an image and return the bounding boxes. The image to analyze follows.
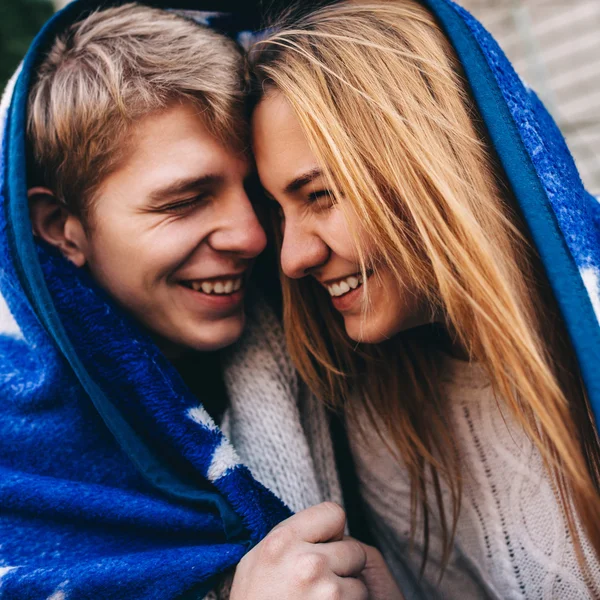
[81,101,266,354]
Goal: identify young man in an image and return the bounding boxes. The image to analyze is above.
[26,3,264,360]
[0,2,350,598]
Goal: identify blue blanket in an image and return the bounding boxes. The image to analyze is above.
[1,0,599,598]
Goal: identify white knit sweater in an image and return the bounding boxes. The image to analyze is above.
[348,354,600,599]
[203,297,344,600]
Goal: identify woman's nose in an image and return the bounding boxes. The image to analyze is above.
[279,218,329,279]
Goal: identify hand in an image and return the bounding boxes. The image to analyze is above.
[229,502,368,599]
[359,543,405,600]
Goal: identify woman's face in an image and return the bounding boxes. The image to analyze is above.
[252,92,431,343]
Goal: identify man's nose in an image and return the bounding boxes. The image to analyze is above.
[280,217,329,279]
[209,190,267,258]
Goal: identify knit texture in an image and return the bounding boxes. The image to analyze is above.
[221,299,343,514]
[203,300,344,600]
[349,355,600,600]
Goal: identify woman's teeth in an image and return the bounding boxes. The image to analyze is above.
[185,278,243,295]
[327,274,363,297]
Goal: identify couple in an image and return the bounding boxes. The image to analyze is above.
[1,0,600,598]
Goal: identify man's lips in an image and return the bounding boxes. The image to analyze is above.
[180,276,244,295]
[177,270,248,296]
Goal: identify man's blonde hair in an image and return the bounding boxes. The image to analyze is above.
[28,3,246,220]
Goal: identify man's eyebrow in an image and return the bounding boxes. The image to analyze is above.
[284,168,323,195]
[148,174,223,203]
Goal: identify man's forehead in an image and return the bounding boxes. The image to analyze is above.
[123,103,245,165]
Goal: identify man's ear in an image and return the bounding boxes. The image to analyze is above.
[28,187,88,268]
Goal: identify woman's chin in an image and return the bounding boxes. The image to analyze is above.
[343,315,396,344]
[343,312,430,344]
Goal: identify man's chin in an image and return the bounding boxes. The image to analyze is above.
[175,314,246,353]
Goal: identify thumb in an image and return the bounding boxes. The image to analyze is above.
[273,502,347,543]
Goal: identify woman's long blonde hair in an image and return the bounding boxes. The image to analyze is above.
[249,0,600,575]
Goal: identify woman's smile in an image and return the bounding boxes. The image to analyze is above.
[319,270,373,312]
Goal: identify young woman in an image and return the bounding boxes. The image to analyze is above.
[248,0,600,596]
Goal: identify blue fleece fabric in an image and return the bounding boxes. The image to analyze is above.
[0,0,599,598]
[0,2,292,598]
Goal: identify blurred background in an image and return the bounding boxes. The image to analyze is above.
[461,0,600,196]
[1,0,54,87]
[1,0,598,195]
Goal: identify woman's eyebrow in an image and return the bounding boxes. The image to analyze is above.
[284,167,323,195]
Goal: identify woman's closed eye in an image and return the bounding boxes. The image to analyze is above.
[307,189,336,210]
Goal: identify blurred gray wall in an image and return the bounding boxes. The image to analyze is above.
[460,0,600,195]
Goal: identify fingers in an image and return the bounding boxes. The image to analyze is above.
[272,502,347,543]
[360,540,384,569]
[356,541,406,600]
[294,552,368,600]
[324,576,369,600]
[230,507,374,600]
[320,539,367,577]
[343,537,383,569]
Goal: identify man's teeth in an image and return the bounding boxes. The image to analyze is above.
[327,274,363,297]
[188,278,243,295]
